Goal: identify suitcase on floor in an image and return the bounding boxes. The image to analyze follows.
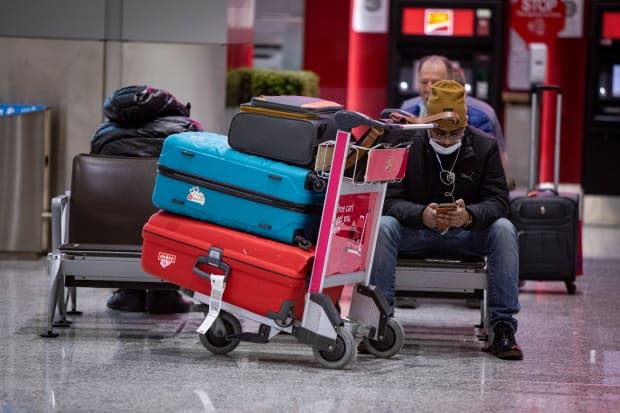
[152,131,326,247]
[141,210,340,320]
[509,85,579,294]
[228,95,343,167]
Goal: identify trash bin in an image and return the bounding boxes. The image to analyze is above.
[0,104,51,253]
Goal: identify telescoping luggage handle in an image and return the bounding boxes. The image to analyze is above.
[529,84,562,193]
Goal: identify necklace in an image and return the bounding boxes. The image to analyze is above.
[434,147,461,202]
[435,147,460,185]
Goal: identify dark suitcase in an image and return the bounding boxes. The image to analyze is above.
[510,190,579,292]
[228,95,343,167]
[509,85,580,294]
[151,131,326,248]
[141,210,341,321]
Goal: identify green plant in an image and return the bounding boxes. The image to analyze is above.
[226,68,319,106]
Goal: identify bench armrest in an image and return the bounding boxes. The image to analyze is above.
[50,191,70,252]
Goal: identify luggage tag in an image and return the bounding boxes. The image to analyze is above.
[193,247,230,335]
[196,275,226,335]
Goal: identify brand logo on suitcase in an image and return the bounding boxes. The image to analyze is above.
[157,251,177,268]
[187,186,205,206]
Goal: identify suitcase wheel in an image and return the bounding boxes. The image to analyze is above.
[305,172,326,193]
[312,177,326,192]
[294,234,312,251]
[360,317,405,359]
[566,281,576,295]
[312,326,356,369]
[198,311,242,355]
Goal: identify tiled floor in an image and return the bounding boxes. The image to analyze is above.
[1,224,620,412]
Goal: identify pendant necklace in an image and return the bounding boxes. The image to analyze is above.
[435,147,461,202]
[435,148,461,185]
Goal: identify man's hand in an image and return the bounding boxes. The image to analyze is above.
[422,203,440,229]
[425,199,472,230]
[439,199,471,228]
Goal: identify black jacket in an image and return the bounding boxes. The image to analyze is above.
[383,126,509,230]
[90,116,202,156]
[90,86,201,157]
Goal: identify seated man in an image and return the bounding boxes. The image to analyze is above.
[371,80,523,360]
[400,54,509,171]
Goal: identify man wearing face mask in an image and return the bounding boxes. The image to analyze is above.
[401,55,509,172]
[369,80,523,360]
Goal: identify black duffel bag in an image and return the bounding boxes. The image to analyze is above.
[228,95,343,167]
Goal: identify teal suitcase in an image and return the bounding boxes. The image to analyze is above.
[152,132,326,248]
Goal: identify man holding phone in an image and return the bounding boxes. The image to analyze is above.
[369,80,523,360]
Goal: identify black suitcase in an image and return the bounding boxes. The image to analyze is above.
[227,95,343,167]
[509,85,579,294]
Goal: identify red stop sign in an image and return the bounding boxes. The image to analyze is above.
[511,0,566,44]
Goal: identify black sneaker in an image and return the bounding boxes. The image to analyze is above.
[106,289,146,312]
[145,290,193,314]
[489,321,523,360]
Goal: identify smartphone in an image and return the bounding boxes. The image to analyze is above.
[437,202,457,212]
[436,203,456,230]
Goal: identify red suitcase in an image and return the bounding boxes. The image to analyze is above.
[141,210,340,320]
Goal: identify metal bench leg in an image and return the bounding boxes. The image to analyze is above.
[65,286,82,315]
[476,290,491,341]
[41,253,71,338]
[41,253,62,337]
[55,272,71,325]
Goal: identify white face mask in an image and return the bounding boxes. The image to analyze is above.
[428,136,462,155]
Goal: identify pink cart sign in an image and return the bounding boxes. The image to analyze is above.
[326,192,380,276]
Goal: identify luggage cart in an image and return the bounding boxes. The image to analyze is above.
[190,110,437,368]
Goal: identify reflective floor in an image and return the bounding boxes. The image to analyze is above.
[2,225,620,412]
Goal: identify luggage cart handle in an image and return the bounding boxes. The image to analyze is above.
[379,108,413,119]
[380,108,461,127]
[193,247,231,282]
[334,110,438,132]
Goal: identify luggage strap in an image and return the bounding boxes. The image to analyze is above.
[196,274,226,335]
[346,127,384,169]
[239,104,321,120]
[194,248,229,335]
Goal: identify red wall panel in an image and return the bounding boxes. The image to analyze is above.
[303,0,351,105]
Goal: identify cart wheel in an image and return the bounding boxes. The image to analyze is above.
[275,309,295,328]
[198,311,241,355]
[362,317,405,358]
[313,327,355,369]
[565,281,576,295]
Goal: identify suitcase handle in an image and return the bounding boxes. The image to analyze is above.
[193,247,231,282]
